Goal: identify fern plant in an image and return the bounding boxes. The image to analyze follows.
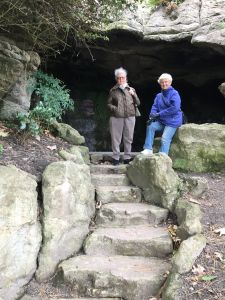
[17,71,74,137]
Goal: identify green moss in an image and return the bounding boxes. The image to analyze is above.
[172,158,189,171]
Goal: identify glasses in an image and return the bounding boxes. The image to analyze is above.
[117,76,126,79]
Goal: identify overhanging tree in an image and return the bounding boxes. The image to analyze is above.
[0,0,139,54]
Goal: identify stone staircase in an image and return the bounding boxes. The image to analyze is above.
[59,163,173,300]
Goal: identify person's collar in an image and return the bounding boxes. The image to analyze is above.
[112,83,129,90]
[162,86,173,94]
[119,83,128,90]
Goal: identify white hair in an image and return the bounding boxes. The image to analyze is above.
[158,73,173,83]
[114,67,127,78]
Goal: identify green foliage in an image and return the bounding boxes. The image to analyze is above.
[0,144,3,156]
[0,0,141,54]
[148,0,184,11]
[200,275,217,282]
[17,71,74,137]
[220,22,225,29]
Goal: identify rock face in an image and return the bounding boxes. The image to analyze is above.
[192,0,225,50]
[0,165,41,300]
[109,0,225,50]
[0,38,40,120]
[36,161,95,282]
[170,123,225,172]
[175,198,202,240]
[127,153,180,211]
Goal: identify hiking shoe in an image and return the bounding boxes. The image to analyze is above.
[123,158,132,164]
[112,159,120,166]
[141,149,153,155]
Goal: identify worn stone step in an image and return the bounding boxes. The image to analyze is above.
[96,203,169,226]
[96,186,142,204]
[90,152,139,164]
[21,296,120,300]
[91,174,130,186]
[84,225,173,258]
[90,164,127,174]
[59,255,171,300]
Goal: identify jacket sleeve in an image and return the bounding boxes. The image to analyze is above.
[107,91,117,112]
[131,88,140,106]
[150,94,159,116]
[158,91,181,117]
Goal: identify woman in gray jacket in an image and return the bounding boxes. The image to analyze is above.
[108,67,140,165]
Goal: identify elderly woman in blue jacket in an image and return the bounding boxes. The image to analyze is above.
[141,73,182,155]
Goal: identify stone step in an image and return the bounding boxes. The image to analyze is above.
[59,255,171,300]
[90,152,139,164]
[90,164,127,174]
[91,174,130,186]
[84,225,173,258]
[96,186,142,204]
[95,203,169,226]
[21,296,120,300]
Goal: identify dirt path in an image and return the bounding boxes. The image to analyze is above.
[180,173,225,300]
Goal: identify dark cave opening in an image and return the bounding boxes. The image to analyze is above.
[44,32,225,151]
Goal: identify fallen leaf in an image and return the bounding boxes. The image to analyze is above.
[192,264,205,275]
[200,275,217,282]
[47,145,57,150]
[214,227,225,236]
[214,252,224,261]
[0,129,8,137]
[168,224,177,236]
[191,275,199,282]
[188,197,201,205]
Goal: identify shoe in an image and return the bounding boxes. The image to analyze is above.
[124,158,132,164]
[112,159,120,166]
[141,149,153,155]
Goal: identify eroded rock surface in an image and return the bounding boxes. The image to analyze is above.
[0,38,40,120]
[36,161,95,282]
[0,165,41,300]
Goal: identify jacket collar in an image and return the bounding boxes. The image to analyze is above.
[162,86,174,96]
[111,84,130,91]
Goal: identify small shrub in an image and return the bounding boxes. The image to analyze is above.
[0,144,3,156]
[17,71,74,137]
[148,0,184,13]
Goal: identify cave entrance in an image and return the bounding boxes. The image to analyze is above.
[44,31,225,151]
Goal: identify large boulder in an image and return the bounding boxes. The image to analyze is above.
[0,38,40,120]
[170,123,225,172]
[52,121,85,145]
[219,82,225,98]
[0,165,41,300]
[36,161,95,282]
[127,153,181,211]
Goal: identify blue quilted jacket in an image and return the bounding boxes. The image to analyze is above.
[150,86,182,128]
